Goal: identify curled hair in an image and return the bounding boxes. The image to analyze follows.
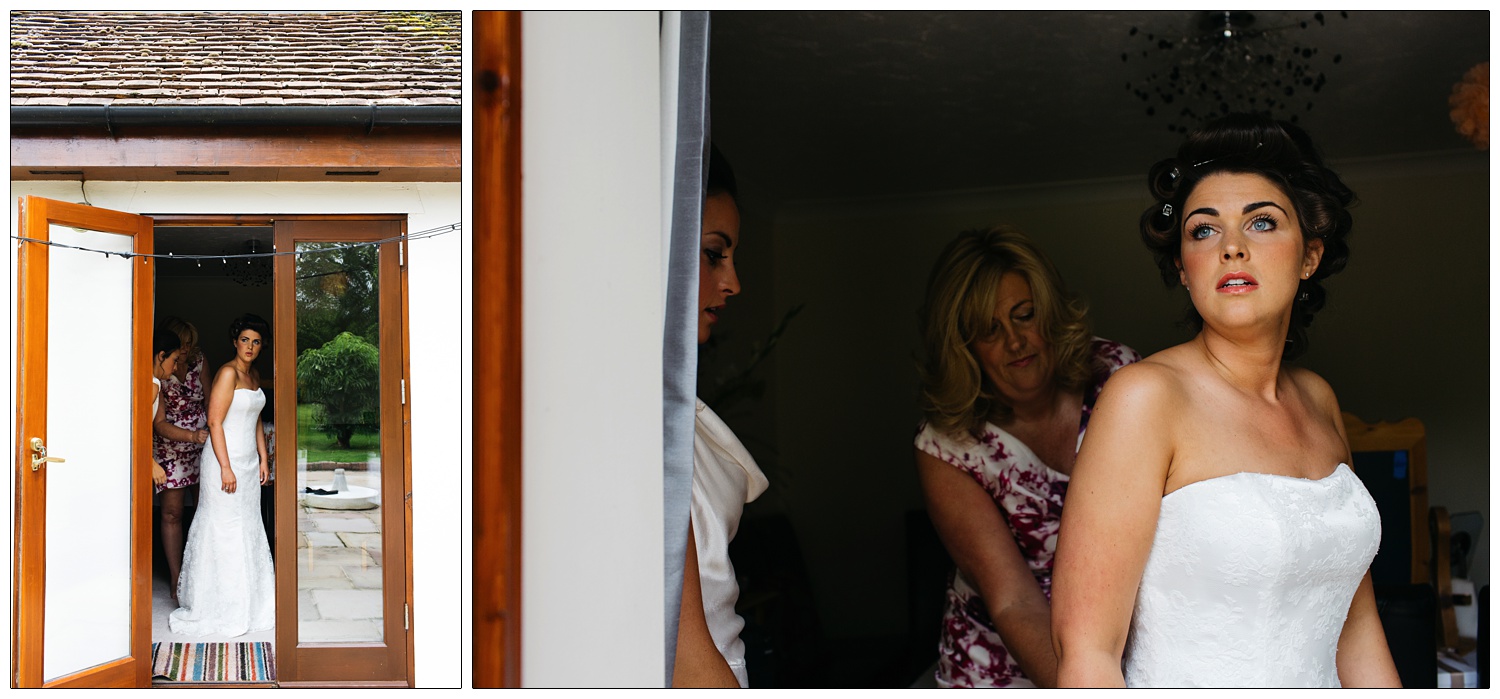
[706,144,737,201]
[153,324,182,360]
[917,226,1092,437]
[1139,113,1354,360]
[229,313,271,345]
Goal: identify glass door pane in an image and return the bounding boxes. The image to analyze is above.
[293,242,384,643]
[43,224,135,681]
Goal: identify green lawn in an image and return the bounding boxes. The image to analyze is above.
[295,403,381,463]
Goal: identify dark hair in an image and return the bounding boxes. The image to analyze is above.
[1139,113,1354,360]
[153,325,182,360]
[229,313,271,345]
[706,144,737,200]
[917,226,1092,436]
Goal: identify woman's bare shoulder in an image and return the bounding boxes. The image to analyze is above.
[1101,349,1191,399]
[211,363,240,386]
[1284,364,1340,415]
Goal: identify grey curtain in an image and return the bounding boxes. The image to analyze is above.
[662,10,710,687]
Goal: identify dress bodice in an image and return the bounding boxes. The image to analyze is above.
[1123,464,1380,688]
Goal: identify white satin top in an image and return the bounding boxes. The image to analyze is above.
[690,398,769,688]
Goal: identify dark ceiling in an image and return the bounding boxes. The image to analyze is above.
[710,10,1490,204]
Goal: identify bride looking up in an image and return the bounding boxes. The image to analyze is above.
[1050,114,1399,688]
[169,313,275,637]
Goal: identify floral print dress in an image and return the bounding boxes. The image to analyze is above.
[153,353,207,493]
[914,338,1140,687]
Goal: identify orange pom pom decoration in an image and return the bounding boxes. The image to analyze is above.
[1450,62,1488,150]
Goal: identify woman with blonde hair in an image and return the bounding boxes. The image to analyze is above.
[914,226,1139,687]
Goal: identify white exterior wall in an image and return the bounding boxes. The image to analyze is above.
[520,11,665,688]
[7,180,463,688]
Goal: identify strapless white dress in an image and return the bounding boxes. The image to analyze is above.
[169,388,275,637]
[1123,464,1380,688]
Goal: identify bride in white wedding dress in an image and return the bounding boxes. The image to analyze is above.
[169,314,275,637]
[1050,116,1400,688]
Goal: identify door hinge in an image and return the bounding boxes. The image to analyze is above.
[401,379,406,405]
[399,241,405,267]
[405,603,410,631]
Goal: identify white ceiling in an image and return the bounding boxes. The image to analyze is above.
[710,10,1490,204]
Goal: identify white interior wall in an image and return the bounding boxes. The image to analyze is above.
[7,180,463,687]
[520,10,665,688]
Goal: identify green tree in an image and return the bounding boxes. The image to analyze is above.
[296,244,379,355]
[297,332,380,449]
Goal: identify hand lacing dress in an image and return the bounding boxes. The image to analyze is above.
[154,354,207,493]
[1122,464,1381,688]
[169,387,275,637]
[914,338,1141,687]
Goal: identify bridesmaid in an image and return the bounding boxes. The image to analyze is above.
[153,317,210,602]
[673,146,769,688]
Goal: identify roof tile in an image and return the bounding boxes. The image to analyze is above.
[11,11,460,107]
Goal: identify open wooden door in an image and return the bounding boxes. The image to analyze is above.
[13,196,154,688]
[273,219,410,687]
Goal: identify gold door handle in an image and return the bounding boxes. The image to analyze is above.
[28,437,65,472]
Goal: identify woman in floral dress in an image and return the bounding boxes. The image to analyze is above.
[153,317,210,601]
[914,227,1139,687]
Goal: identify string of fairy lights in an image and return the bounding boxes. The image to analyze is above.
[10,221,461,263]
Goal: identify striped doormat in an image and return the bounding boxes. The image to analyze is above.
[151,642,276,683]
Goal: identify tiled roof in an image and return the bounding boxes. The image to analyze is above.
[11,11,460,107]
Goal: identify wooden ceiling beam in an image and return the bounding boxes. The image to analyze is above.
[11,125,458,181]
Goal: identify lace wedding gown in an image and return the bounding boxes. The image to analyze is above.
[168,388,275,637]
[1122,464,1381,687]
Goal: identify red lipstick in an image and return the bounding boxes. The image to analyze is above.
[1216,271,1258,293]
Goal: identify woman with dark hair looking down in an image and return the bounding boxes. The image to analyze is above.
[1051,114,1400,688]
[672,146,768,688]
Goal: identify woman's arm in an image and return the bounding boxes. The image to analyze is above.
[153,382,208,444]
[1051,364,1176,687]
[256,415,270,485]
[151,383,168,487]
[205,366,239,494]
[916,447,1059,687]
[672,523,739,688]
[1316,376,1401,687]
[1336,572,1401,687]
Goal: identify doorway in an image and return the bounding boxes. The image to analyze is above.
[13,199,413,687]
[147,216,411,686]
[149,225,277,682]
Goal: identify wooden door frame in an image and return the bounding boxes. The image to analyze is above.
[271,218,411,687]
[1343,412,1430,585]
[148,212,415,686]
[12,196,154,688]
[473,9,523,689]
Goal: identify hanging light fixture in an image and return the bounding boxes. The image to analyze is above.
[1121,10,1348,132]
[224,239,273,287]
